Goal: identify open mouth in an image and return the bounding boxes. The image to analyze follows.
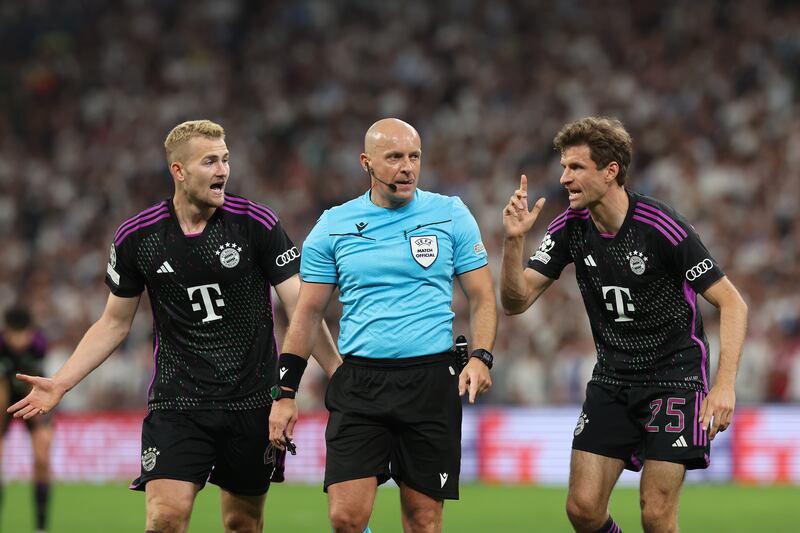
[210,182,225,194]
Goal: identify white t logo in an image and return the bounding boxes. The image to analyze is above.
[187,283,225,323]
[602,286,635,322]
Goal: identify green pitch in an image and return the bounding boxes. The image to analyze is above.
[3,482,797,532]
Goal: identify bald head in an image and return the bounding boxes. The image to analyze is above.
[364,118,420,157]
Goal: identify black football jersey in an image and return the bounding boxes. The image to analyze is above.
[528,190,724,392]
[105,194,300,411]
[0,331,47,396]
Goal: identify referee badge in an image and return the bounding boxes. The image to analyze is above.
[410,235,438,268]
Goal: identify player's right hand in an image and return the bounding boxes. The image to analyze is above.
[503,174,546,238]
[7,374,65,420]
[268,397,298,450]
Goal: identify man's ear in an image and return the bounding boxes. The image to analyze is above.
[605,161,619,184]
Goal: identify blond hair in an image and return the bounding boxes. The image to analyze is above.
[164,120,225,164]
[553,117,633,185]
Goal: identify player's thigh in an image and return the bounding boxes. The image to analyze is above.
[211,407,274,496]
[640,459,685,512]
[568,449,625,509]
[219,489,266,531]
[145,478,201,523]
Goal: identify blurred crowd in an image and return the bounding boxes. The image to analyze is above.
[1,0,798,410]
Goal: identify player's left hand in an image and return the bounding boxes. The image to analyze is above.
[459,358,492,404]
[269,397,298,450]
[700,383,735,440]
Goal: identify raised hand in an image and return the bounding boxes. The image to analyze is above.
[502,174,546,238]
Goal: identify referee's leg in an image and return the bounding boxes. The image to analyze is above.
[400,483,443,533]
[328,477,378,533]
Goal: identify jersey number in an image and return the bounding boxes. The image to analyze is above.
[645,398,686,433]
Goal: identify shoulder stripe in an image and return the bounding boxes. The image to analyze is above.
[547,207,589,231]
[220,205,276,230]
[224,196,278,224]
[632,215,680,246]
[115,211,171,245]
[114,202,169,240]
[549,211,590,234]
[635,202,688,238]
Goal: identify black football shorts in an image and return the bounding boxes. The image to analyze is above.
[324,353,462,499]
[572,382,710,471]
[130,406,278,495]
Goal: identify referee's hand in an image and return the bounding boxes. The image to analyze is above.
[459,358,492,404]
[269,397,298,450]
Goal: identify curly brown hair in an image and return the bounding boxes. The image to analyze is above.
[553,117,632,185]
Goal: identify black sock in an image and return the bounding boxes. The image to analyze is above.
[592,515,621,533]
[34,482,50,530]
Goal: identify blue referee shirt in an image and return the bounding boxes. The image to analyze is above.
[301,189,488,358]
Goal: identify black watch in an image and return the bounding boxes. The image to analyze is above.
[470,348,493,370]
[270,385,296,401]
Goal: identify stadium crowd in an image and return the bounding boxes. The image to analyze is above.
[1,0,798,410]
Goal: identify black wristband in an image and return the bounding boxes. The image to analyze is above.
[470,348,494,370]
[277,353,308,391]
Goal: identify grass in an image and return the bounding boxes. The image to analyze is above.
[3,482,798,532]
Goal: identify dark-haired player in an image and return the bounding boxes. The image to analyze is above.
[0,306,52,533]
[501,117,747,533]
[9,120,341,533]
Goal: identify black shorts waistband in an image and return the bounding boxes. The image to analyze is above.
[343,352,453,369]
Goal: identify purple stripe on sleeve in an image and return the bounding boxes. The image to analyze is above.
[633,208,684,242]
[114,202,168,239]
[549,212,591,234]
[115,212,171,245]
[632,215,679,246]
[683,281,709,392]
[636,203,688,238]
[224,197,278,224]
[220,205,275,230]
[114,206,169,241]
[547,208,589,231]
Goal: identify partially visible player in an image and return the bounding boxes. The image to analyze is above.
[8,120,341,533]
[0,306,53,533]
[501,117,748,533]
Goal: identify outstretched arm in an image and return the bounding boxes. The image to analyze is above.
[274,274,341,377]
[699,276,748,439]
[8,293,140,419]
[500,174,553,314]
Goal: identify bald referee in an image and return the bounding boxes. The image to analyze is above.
[270,118,497,533]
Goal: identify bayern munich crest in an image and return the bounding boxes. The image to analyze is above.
[141,446,160,472]
[574,411,589,436]
[216,242,242,268]
[627,250,648,275]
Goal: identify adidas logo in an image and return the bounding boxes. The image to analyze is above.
[672,435,688,448]
[156,261,175,274]
[584,255,597,267]
[439,473,448,488]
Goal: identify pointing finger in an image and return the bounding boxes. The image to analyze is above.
[520,174,528,193]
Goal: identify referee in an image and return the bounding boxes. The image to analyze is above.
[269,118,497,533]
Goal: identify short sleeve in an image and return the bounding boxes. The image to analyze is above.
[670,223,724,293]
[300,211,338,284]
[105,238,145,297]
[452,197,488,275]
[527,225,573,280]
[256,219,301,286]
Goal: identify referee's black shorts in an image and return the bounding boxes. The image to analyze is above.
[324,352,462,500]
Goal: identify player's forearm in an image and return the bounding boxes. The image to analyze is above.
[52,315,130,393]
[282,307,325,360]
[309,320,342,377]
[714,297,748,388]
[500,235,531,314]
